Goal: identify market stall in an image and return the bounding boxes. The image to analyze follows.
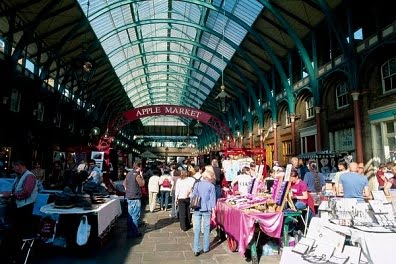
[40,197,122,246]
[215,197,283,255]
[281,192,396,264]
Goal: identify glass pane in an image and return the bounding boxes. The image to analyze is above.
[386,121,395,134]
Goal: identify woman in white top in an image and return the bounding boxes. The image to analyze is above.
[170,167,181,218]
[175,170,196,231]
[147,168,161,213]
[231,166,253,195]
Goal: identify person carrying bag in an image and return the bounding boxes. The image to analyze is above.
[190,166,216,256]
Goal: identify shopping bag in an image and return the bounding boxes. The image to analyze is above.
[76,215,91,246]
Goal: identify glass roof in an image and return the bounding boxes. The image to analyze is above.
[143,116,187,126]
[78,0,263,126]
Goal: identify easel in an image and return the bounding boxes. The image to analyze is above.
[276,181,296,212]
[275,180,301,246]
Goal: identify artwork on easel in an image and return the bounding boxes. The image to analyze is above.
[284,164,292,181]
[271,177,280,200]
[274,179,295,211]
[276,181,289,206]
[251,165,265,195]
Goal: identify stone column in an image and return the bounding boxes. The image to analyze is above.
[249,133,253,148]
[351,91,364,163]
[290,115,296,156]
[315,106,322,151]
[273,122,278,163]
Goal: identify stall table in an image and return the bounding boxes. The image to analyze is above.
[215,199,284,255]
[280,217,396,264]
[40,198,122,239]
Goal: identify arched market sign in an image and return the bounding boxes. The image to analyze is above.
[96,105,232,151]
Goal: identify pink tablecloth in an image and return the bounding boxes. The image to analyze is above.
[215,199,284,255]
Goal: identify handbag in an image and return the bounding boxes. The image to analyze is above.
[190,181,201,209]
[190,195,201,209]
[76,215,91,246]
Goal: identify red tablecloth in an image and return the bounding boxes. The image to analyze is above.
[215,199,284,255]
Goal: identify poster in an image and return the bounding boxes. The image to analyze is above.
[91,151,104,162]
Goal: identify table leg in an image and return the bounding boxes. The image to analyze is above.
[250,231,260,264]
[283,215,297,247]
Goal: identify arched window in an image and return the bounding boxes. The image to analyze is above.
[285,109,291,126]
[305,97,315,119]
[336,82,349,109]
[381,57,396,93]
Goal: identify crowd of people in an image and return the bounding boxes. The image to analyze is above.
[2,153,396,262]
[123,159,220,256]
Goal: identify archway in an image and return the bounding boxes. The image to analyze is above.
[97,105,233,151]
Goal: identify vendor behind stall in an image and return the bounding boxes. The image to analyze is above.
[290,170,308,210]
[0,160,38,262]
[231,166,253,195]
[338,162,370,202]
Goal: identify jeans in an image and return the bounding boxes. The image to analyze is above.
[295,201,307,210]
[127,199,141,237]
[295,201,312,225]
[193,211,211,252]
[170,190,178,217]
[160,190,170,210]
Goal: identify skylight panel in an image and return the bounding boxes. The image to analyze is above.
[173,1,201,24]
[234,0,263,26]
[90,11,112,39]
[126,28,138,42]
[170,42,193,53]
[135,1,156,20]
[172,24,197,40]
[143,116,187,127]
[169,54,190,65]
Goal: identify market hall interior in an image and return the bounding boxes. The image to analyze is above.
[1,0,396,264]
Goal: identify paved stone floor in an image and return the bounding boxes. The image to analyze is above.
[36,203,281,264]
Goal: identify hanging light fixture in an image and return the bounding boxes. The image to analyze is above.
[215,84,231,113]
[215,0,231,113]
[193,121,203,136]
[91,127,100,136]
[74,0,96,88]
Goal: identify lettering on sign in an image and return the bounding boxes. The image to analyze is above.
[135,106,201,119]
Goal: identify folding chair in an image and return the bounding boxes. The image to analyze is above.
[20,193,60,264]
[300,193,316,236]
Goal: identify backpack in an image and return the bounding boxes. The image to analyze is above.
[191,176,202,192]
[162,178,171,188]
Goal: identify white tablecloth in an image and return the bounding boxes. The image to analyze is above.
[281,217,396,264]
[40,198,122,236]
[323,221,396,264]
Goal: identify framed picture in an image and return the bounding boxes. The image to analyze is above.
[96,162,103,171]
[91,151,104,162]
[284,164,292,181]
